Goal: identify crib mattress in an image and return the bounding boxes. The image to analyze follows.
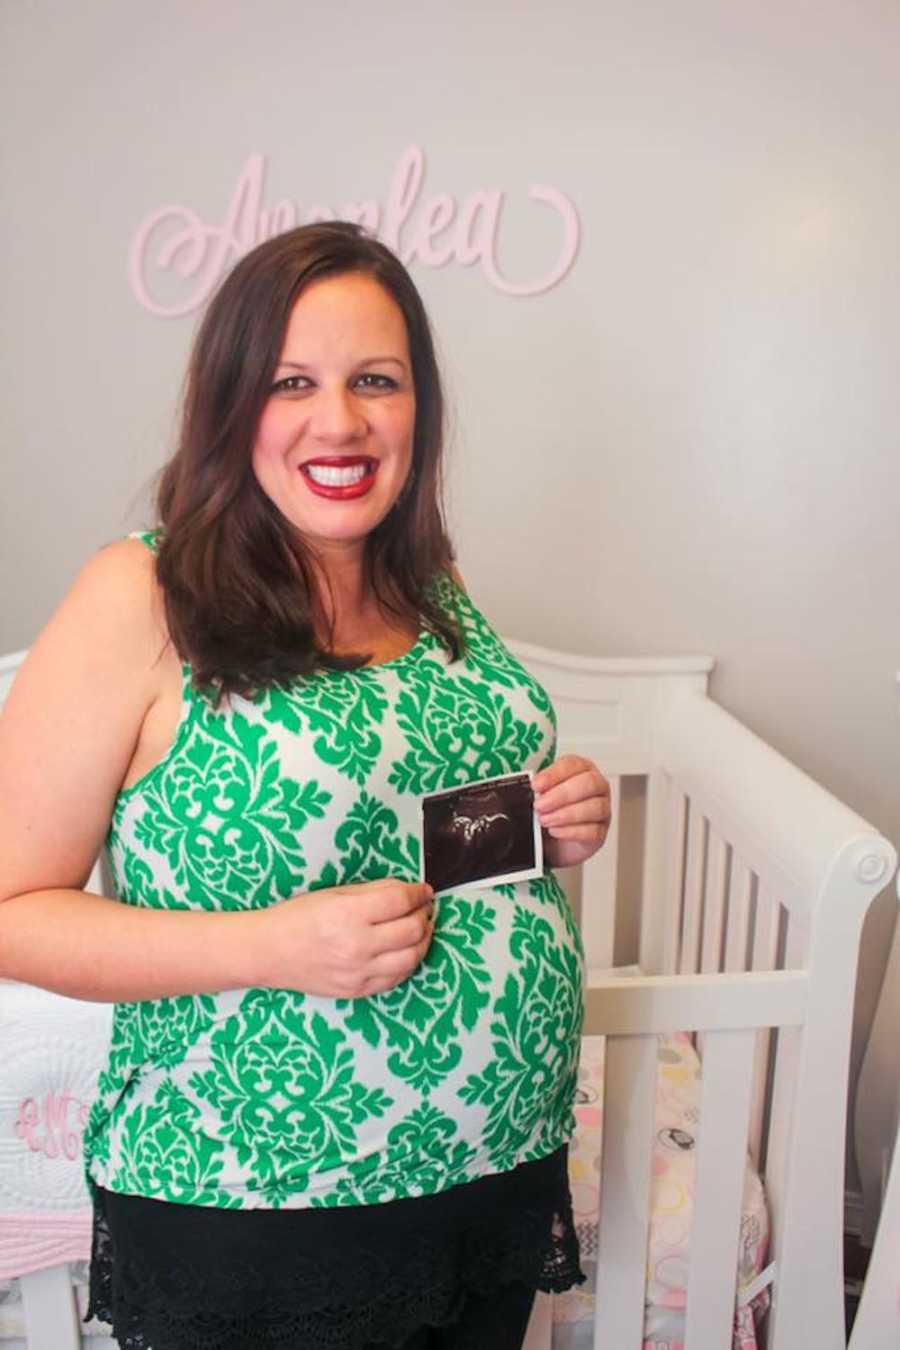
[553,1032,769,1350]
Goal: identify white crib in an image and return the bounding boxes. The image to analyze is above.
[847,865,900,1350]
[1,644,896,1350]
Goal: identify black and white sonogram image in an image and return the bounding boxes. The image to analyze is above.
[421,772,543,895]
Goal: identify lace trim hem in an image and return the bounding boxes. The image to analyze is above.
[87,1151,583,1350]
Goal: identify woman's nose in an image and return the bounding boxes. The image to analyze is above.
[309,387,366,443]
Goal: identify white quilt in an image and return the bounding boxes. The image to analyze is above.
[0,982,111,1281]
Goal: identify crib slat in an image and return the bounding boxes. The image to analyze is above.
[683,1027,756,1350]
[19,1266,81,1350]
[748,882,781,1165]
[723,856,752,972]
[594,1034,658,1349]
[679,808,706,975]
[579,774,621,968]
[639,769,669,973]
[748,1044,770,1170]
[662,786,688,974]
[751,881,781,972]
[697,830,728,1059]
[700,831,728,973]
[522,1289,554,1350]
[762,923,805,1231]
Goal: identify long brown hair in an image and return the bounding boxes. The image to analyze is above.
[155,222,461,696]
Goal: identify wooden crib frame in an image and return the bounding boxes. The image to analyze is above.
[1,646,896,1350]
[505,642,896,1350]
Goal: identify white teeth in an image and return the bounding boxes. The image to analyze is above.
[305,462,371,487]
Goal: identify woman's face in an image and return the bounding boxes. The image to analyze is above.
[252,272,416,559]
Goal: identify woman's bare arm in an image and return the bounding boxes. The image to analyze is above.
[0,541,267,1000]
[0,541,433,1002]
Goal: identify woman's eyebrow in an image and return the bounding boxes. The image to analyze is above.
[276,356,408,371]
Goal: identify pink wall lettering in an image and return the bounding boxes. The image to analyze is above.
[14,1094,91,1162]
[128,146,580,317]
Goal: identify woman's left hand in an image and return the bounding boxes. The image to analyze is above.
[532,755,612,869]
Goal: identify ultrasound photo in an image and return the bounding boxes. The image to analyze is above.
[420,772,543,895]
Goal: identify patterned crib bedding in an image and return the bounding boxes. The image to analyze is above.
[553,1033,770,1350]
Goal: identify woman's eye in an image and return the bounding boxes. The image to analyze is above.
[271,375,312,394]
[355,373,397,391]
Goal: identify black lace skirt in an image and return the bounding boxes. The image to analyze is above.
[87,1147,583,1350]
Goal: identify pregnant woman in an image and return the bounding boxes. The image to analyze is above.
[0,222,611,1350]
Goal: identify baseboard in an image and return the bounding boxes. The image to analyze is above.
[844,1187,864,1237]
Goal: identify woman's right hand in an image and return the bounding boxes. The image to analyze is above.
[261,879,436,999]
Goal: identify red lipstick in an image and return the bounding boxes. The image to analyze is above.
[299,457,378,500]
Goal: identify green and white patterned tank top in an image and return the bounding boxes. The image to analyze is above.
[84,534,584,1210]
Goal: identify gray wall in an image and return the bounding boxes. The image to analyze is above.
[3,0,899,1191]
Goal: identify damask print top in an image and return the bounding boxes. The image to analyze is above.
[84,534,585,1210]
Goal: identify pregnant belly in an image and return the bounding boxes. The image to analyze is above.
[96,878,584,1208]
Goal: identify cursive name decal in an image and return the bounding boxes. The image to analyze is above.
[128,146,580,317]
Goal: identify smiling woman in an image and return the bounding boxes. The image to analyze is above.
[251,273,416,551]
[0,222,612,1350]
[154,223,461,686]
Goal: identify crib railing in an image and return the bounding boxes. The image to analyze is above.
[584,971,805,1349]
[587,698,894,1350]
[654,789,795,1172]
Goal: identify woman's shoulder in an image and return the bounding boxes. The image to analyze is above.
[2,538,171,789]
[57,535,168,666]
[73,535,160,607]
